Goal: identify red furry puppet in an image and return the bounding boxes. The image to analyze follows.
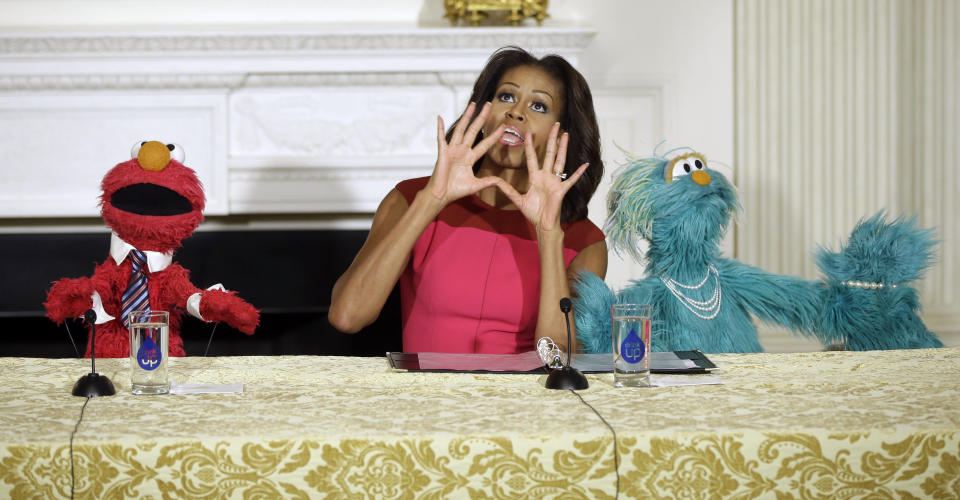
[44,141,259,357]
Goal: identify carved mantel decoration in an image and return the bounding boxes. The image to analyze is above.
[0,26,595,218]
[444,0,550,26]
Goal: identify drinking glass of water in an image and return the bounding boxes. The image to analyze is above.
[128,310,169,395]
[611,304,652,387]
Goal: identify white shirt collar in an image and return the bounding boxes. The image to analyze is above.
[109,232,173,273]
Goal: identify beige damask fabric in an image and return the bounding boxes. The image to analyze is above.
[1,348,958,498]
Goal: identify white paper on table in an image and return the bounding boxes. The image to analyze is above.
[650,376,723,387]
[169,381,244,394]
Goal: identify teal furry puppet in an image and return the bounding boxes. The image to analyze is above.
[573,149,943,353]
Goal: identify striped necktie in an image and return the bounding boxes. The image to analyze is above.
[120,249,151,328]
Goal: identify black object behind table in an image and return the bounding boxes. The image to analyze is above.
[0,229,401,357]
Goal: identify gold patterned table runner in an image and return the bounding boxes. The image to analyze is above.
[1,348,958,498]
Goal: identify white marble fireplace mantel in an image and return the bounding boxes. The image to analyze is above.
[0,25,596,217]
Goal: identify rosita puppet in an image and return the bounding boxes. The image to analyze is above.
[574,148,942,353]
[45,141,259,358]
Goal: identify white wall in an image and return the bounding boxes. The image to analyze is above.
[570,1,735,293]
[735,0,960,348]
[0,0,432,26]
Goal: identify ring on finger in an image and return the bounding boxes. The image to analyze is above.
[554,170,568,180]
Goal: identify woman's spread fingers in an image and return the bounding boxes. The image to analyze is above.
[564,162,590,188]
[475,123,506,155]
[476,175,503,192]
[493,178,524,207]
[464,101,490,143]
[553,132,570,176]
[436,115,446,151]
[451,102,475,145]
[524,132,539,173]
[541,122,561,172]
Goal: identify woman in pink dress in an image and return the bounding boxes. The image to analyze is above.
[330,47,607,354]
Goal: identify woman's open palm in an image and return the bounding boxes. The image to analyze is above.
[427,102,507,206]
[498,123,589,232]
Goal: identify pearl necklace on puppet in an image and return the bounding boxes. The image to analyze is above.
[661,265,722,320]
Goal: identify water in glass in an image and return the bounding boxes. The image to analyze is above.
[612,304,652,387]
[129,312,169,395]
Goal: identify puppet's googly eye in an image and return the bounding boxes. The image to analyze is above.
[166,143,185,163]
[130,140,148,159]
[670,161,693,181]
[665,152,709,183]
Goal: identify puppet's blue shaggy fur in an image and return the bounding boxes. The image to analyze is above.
[575,150,941,352]
[816,213,942,350]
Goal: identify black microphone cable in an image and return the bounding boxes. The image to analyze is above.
[203,322,219,357]
[64,313,93,499]
[69,396,92,500]
[568,389,619,499]
[556,297,618,496]
[63,322,81,358]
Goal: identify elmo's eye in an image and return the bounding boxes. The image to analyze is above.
[130,140,147,159]
[167,143,185,163]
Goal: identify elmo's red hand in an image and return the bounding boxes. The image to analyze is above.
[45,277,94,324]
[199,289,259,335]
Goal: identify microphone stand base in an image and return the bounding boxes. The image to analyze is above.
[545,366,589,390]
[72,372,116,397]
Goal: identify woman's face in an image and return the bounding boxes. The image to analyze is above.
[482,65,565,169]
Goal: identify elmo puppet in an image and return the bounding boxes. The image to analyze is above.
[45,141,259,357]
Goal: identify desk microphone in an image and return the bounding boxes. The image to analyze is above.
[71,309,116,397]
[545,297,589,390]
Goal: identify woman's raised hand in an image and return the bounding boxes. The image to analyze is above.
[499,122,589,232]
[426,102,507,206]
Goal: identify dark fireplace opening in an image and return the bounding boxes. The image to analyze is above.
[0,230,401,358]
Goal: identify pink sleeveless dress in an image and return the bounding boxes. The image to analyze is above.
[396,177,604,354]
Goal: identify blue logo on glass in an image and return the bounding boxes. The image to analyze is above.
[137,336,162,371]
[620,329,645,364]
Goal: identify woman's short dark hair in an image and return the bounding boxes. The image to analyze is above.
[447,46,604,223]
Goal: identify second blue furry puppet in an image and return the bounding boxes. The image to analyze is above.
[574,149,942,353]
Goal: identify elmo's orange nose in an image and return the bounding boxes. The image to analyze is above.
[137,141,170,172]
[691,170,711,186]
